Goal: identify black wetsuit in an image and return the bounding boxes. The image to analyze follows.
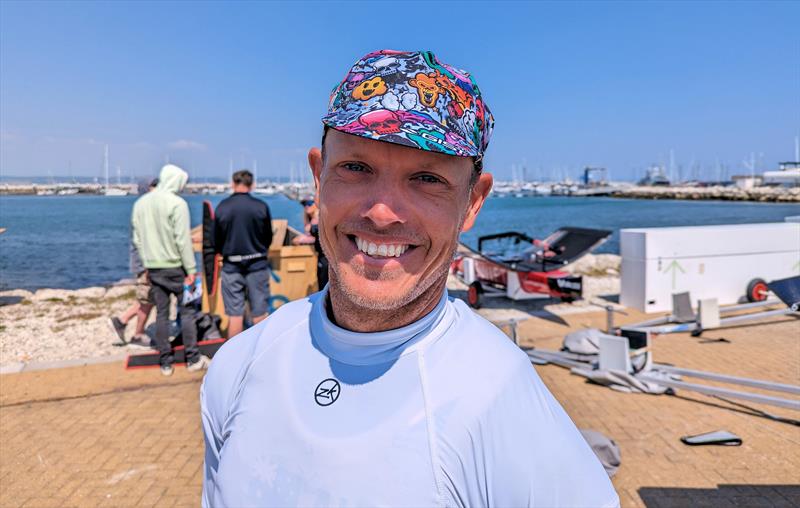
[214,193,273,274]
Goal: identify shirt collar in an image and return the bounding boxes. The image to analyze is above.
[309,286,451,365]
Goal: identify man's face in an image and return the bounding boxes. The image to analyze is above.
[309,129,492,310]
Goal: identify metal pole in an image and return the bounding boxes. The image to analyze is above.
[526,350,587,370]
[719,308,794,326]
[719,299,782,314]
[653,364,800,395]
[636,307,794,334]
[637,374,800,411]
[628,315,673,328]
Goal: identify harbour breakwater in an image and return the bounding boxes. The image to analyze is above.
[603,185,799,202]
[4,181,798,202]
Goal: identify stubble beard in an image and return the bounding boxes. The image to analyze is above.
[322,215,465,312]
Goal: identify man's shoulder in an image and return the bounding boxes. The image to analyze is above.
[206,299,312,381]
[245,193,269,211]
[435,297,530,371]
[132,192,158,216]
[214,297,311,363]
[133,191,152,207]
[424,297,540,418]
[214,194,237,213]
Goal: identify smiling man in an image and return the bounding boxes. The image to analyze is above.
[201,50,618,507]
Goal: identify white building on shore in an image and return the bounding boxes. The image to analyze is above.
[763,162,800,187]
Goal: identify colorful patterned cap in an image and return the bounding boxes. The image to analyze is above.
[322,50,494,159]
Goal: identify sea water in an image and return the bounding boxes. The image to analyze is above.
[0,194,797,290]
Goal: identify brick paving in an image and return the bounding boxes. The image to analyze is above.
[1,309,798,507]
[1,367,205,507]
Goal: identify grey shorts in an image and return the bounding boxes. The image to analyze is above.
[221,268,271,317]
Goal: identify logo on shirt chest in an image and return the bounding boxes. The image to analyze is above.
[314,378,341,406]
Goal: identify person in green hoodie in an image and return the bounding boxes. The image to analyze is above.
[132,164,210,376]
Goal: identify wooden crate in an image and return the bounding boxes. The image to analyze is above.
[192,219,318,332]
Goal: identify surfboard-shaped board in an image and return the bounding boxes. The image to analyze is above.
[202,200,220,296]
[125,338,227,369]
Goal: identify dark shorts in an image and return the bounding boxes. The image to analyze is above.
[221,268,271,317]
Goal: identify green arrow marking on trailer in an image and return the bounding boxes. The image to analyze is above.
[662,259,686,290]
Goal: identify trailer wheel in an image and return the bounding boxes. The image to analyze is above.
[746,278,768,302]
[560,296,576,304]
[467,281,483,309]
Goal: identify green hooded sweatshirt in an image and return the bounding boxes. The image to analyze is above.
[131,164,197,274]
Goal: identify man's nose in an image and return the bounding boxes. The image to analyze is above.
[361,191,406,229]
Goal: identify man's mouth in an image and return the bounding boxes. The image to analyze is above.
[351,235,412,258]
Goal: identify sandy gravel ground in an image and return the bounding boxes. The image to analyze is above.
[0,282,159,369]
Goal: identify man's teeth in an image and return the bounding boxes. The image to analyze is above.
[355,237,409,258]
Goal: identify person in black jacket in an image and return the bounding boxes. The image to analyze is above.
[214,170,273,338]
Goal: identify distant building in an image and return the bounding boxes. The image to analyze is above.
[732,175,763,189]
[762,162,800,187]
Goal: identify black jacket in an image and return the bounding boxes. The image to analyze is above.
[214,193,273,273]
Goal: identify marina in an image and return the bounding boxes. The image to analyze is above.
[4,178,800,202]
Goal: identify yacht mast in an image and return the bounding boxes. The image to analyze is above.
[104,144,109,190]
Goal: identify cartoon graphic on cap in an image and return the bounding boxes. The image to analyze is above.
[409,72,443,108]
[358,110,402,135]
[352,76,388,101]
[322,50,494,159]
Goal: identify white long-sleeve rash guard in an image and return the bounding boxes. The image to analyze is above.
[201,288,619,507]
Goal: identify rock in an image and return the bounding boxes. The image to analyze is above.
[32,288,73,302]
[582,276,621,300]
[71,287,106,299]
[0,289,34,300]
[566,254,597,275]
[594,254,621,272]
[104,285,135,299]
[567,254,620,276]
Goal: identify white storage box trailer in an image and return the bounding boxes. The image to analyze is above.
[621,222,800,313]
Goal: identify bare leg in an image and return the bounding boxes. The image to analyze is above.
[227,316,244,339]
[252,313,268,324]
[134,303,154,335]
[119,302,140,325]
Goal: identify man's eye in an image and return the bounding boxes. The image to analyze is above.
[343,162,367,172]
[414,174,444,184]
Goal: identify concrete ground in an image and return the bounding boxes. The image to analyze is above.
[1,301,798,507]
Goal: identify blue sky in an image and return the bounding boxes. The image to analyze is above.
[1,0,798,182]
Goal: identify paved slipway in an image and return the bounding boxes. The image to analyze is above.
[1,253,799,507]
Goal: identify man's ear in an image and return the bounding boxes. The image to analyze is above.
[308,147,323,204]
[461,172,493,233]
